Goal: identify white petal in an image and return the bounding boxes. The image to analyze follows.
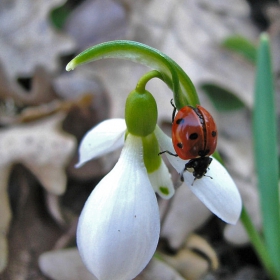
[148,160,175,199]
[77,134,160,280]
[183,158,242,224]
[154,125,187,172]
[155,126,241,224]
[76,119,126,167]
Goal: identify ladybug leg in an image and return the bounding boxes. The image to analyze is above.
[179,163,190,182]
[170,99,177,123]
[180,171,184,182]
[158,150,178,157]
[179,167,196,185]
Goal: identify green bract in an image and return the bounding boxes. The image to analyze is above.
[125,89,157,137]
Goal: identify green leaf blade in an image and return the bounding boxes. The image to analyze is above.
[253,33,280,277]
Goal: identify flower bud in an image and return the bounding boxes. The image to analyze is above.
[125,89,157,137]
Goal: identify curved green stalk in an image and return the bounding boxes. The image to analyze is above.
[135,70,164,93]
[66,40,199,108]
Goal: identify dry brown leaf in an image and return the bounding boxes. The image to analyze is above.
[1,165,67,280]
[0,113,76,272]
[136,258,185,280]
[161,184,211,250]
[39,248,97,280]
[159,234,218,280]
[0,0,75,80]
[53,70,111,131]
[223,176,262,245]
[0,63,59,112]
[17,94,93,123]
[39,248,185,280]
[214,109,262,245]
[65,0,127,51]
[185,234,219,271]
[0,63,94,124]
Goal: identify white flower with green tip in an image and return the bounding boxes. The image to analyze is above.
[76,89,174,280]
[77,133,160,280]
[65,40,243,280]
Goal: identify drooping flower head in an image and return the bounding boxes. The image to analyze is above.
[66,40,242,280]
[76,84,175,280]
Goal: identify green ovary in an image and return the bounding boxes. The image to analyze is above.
[125,89,157,137]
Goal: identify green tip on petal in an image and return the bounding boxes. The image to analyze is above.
[159,186,170,196]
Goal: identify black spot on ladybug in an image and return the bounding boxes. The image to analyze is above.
[176,118,184,125]
[189,133,198,140]
[177,142,183,149]
[212,131,217,137]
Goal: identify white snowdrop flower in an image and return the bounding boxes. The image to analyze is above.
[76,86,176,279]
[67,41,242,280]
[77,133,160,280]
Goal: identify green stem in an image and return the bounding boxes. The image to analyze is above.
[136,70,164,93]
[66,40,199,108]
[240,206,277,280]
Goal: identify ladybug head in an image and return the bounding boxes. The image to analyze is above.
[182,157,213,184]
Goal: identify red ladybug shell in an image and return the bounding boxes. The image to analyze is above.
[172,105,217,160]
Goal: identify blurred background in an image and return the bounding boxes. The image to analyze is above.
[0,0,279,279]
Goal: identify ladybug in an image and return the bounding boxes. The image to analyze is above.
[160,100,217,182]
